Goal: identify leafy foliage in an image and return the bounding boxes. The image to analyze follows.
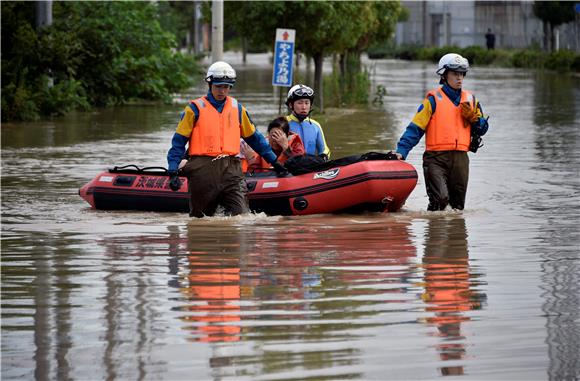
[2,2,199,121]
[156,1,195,50]
[533,1,575,28]
[324,66,371,108]
[533,1,576,52]
[226,2,399,60]
[223,1,401,110]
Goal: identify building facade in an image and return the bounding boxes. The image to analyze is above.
[396,1,579,51]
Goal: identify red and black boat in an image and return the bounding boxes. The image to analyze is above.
[79,153,418,215]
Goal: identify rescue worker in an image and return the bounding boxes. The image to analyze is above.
[285,84,331,159]
[242,116,305,172]
[394,53,489,211]
[167,61,287,218]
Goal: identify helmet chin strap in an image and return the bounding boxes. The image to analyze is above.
[293,112,307,122]
[293,109,312,122]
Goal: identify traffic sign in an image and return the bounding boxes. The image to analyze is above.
[272,28,296,87]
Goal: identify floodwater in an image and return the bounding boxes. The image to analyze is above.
[2,52,579,380]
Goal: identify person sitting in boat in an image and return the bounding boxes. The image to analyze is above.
[166,61,288,218]
[241,116,305,172]
[285,84,331,160]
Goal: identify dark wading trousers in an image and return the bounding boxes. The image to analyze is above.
[181,155,249,218]
[423,151,469,211]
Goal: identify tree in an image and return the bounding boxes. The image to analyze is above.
[1,1,198,121]
[157,1,193,50]
[533,1,576,51]
[224,1,401,111]
[335,2,401,106]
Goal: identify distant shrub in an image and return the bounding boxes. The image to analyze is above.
[511,50,545,68]
[572,55,580,72]
[544,50,577,71]
[367,41,396,59]
[366,43,580,73]
[461,46,497,65]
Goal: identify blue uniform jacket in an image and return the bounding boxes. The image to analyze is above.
[286,114,330,157]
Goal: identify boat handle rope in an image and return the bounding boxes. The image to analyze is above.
[110,164,170,174]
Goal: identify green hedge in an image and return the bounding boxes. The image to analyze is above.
[367,44,580,72]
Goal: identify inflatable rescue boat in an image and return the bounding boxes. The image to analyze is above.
[79,153,418,215]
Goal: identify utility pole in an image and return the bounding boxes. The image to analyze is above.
[35,1,53,88]
[211,0,224,62]
[192,1,203,55]
[35,0,52,29]
[443,2,449,46]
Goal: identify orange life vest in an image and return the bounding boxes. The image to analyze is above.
[188,96,241,157]
[240,158,249,173]
[186,256,241,342]
[425,88,474,152]
[247,133,304,171]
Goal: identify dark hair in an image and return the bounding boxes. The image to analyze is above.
[267,116,289,136]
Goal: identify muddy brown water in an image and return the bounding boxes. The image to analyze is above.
[2,52,579,380]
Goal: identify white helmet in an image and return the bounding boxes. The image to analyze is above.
[205,61,236,86]
[285,84,314,106]
[436,53,469,76]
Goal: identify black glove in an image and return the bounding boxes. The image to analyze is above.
[469,135,483,153]
[271,161,289,177]
[319,153,329,162]
[167,170,181,191]
[386,151,403,160]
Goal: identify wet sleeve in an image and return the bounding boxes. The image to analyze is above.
[167,105,197,172]
[167,133,189,172]
[396,123,425,160]
[395,98,432,159]
[239,106,278,164]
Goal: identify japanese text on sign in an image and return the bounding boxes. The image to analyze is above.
[272,28,296,87]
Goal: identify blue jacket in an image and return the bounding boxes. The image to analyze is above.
[286,114,330,157]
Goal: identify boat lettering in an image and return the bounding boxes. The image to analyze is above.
[262,181,279,189]
[313,168,340,180]
[99,176,114,182]
[136,176,171,189]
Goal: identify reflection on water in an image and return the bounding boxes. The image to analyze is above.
[533,71,580,167]
[180,225,246,343]
[533,71,579,128]
[2,53,580,380]
[0,105,178,149]
[531,70,580,381]
[421,216,486,376]
[172,217,419,378]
